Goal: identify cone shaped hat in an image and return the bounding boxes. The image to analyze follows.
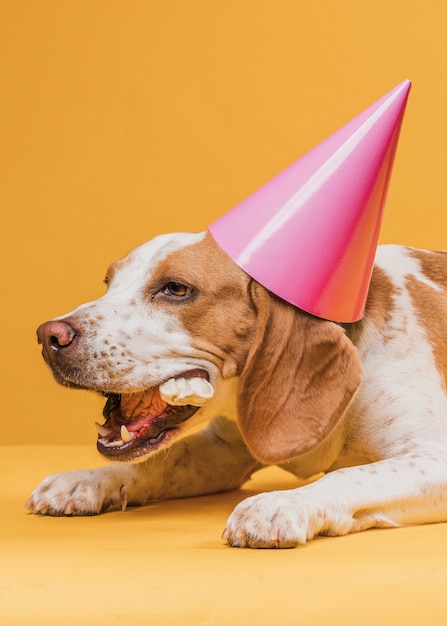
[209,80,411,322]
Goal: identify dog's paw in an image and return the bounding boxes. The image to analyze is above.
[25,468,132,516]
[222,491,321,549]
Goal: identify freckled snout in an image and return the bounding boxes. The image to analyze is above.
[37,320,78,363]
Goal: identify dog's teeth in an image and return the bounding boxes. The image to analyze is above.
[103,439,124,447]
[120,425,135,443]
[95,422,113,437]
[159,376,214,406]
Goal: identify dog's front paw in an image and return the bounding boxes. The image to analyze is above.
[223,491,321,549]
[26,468,132,516]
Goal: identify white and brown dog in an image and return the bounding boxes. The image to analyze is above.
[28,231,447,548]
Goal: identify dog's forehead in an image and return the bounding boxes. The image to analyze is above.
[107,232,206,286]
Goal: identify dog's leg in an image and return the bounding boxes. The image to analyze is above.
[223,448,447,548]
[26,417,260,516]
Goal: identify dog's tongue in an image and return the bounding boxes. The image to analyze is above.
[97,388,168,445]
[97,376,215,449]
[101,376,215,437]
[120,388,167,421]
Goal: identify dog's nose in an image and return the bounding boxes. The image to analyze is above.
[37,320,77,359]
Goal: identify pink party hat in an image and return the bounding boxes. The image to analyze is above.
[209,80,411,322]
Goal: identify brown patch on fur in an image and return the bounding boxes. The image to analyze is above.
[237,283,363,463]
[150,233,257,378]
[406,272,447,389]
[343,265,397,346]
[410,249,447,290]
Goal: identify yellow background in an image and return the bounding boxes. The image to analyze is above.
[2,0,447,444]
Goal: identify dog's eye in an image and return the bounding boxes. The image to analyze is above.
[163,282,191,298]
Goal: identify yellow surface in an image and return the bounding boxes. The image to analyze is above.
[1,445,447,625]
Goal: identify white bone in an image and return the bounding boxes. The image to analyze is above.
[159,377,214,406]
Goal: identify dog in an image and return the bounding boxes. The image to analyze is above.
[27,231,447,548]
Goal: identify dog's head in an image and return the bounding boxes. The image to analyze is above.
[37,232,362,463]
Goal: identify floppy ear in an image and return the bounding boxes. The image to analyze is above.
[237,282,363,464]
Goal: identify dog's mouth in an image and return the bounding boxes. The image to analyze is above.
[96,370,214,462]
